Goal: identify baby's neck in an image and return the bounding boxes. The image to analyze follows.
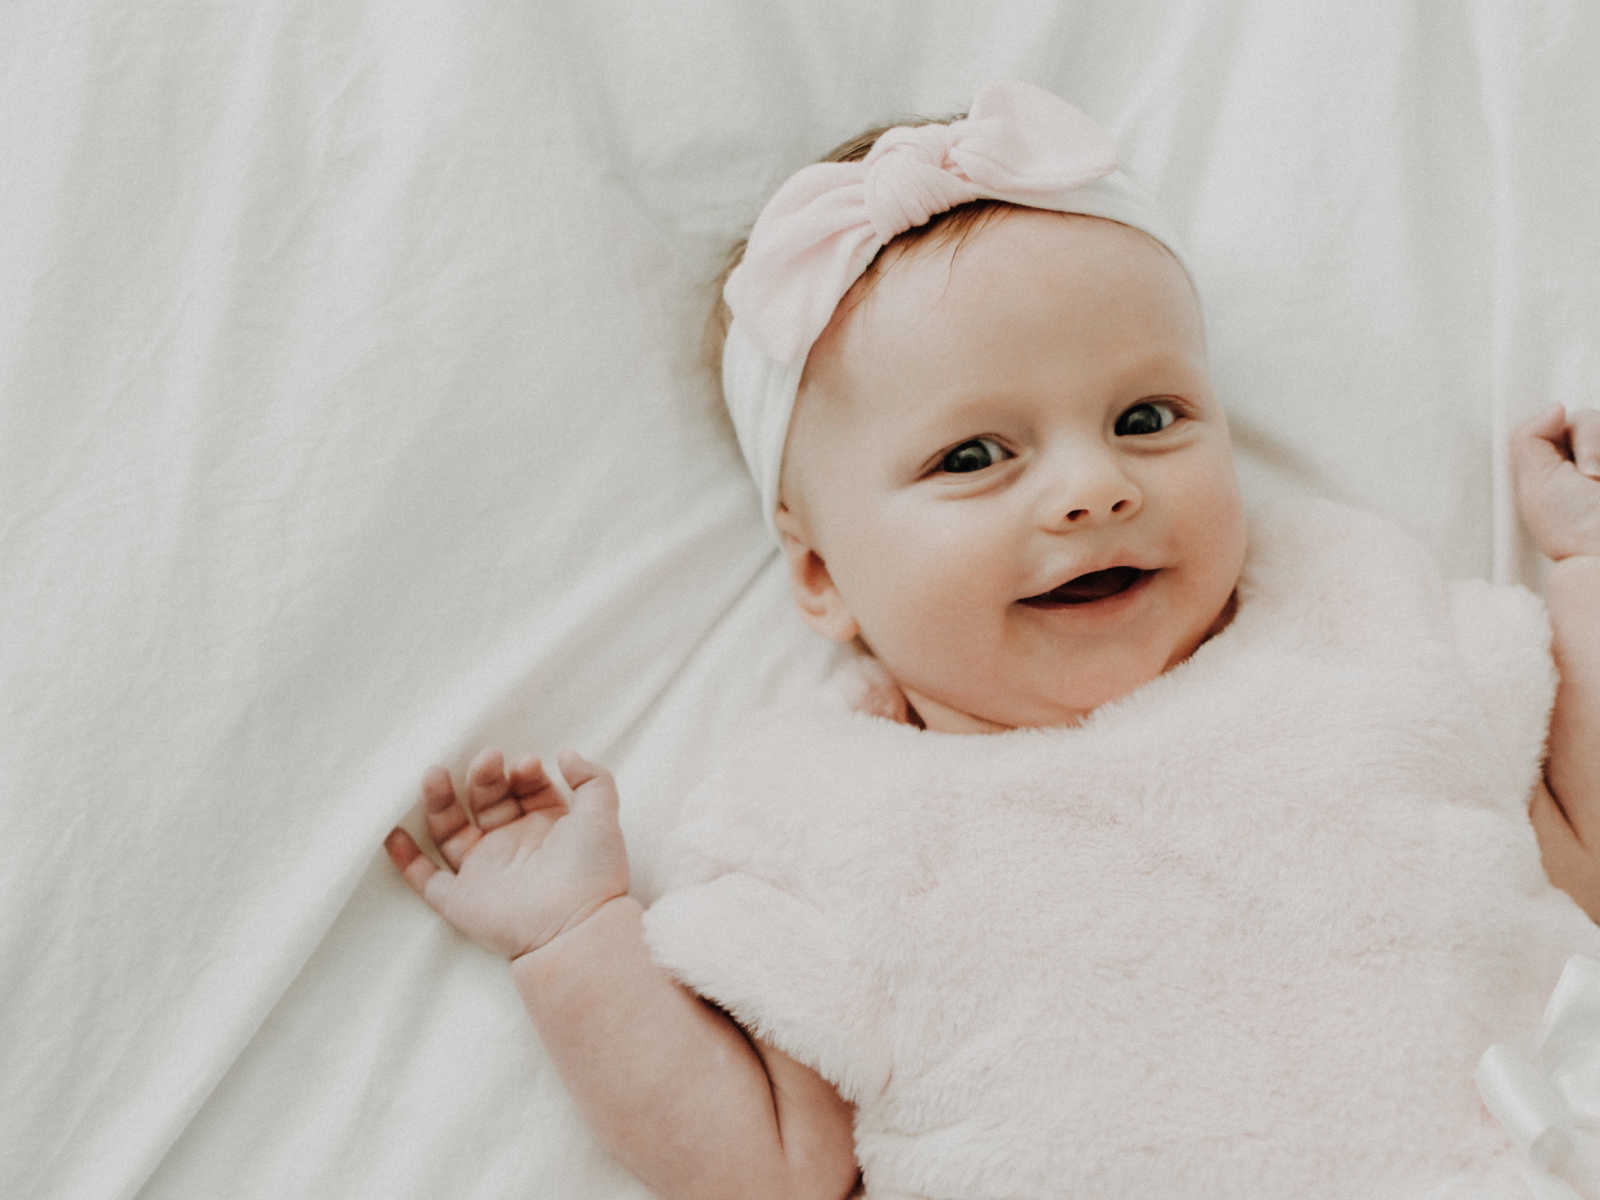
[901,688,1093,735]
[901,692,1014,735]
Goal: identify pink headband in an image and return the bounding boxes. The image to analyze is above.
[721,81,1193,532]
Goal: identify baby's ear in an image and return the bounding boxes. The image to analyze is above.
[774,504,860,643]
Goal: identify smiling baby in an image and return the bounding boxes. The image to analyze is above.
[385,82,1600,1199]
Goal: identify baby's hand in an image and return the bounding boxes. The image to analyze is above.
[384,748,629,961]
[1513,405,1600,561]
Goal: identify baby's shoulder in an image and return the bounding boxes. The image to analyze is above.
[1239,493,1501,643]
[1257,494,1548,642]
[1243,494,1429,594]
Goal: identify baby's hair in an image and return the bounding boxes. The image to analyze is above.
[703,113,1009,377]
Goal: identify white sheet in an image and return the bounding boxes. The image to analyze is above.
[5,3,1598,1197]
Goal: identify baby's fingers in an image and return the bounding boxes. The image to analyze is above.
[557,750,620,820]
[1515,405,1600,560]
[478,753,559,828]
[423,764,482,869]
[464,747,512,822]
[385,827,441,898]
[1514,405,1600,480]
[384,827,473,928]
[508,753,564,806]
[1513,405,1569,475]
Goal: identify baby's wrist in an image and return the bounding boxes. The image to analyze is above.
[1545,556,1600,646]
[510,893,641,978]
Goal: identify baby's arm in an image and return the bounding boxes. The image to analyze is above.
[383,750,858,1200]
[1514,406,1600,919]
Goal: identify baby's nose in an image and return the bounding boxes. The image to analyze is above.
[1039,458,1142,528]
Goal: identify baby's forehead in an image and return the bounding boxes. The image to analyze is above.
[810,214,1202,387]
[861,211,1194,329]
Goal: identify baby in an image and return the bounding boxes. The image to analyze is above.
[385,83,1600,1198]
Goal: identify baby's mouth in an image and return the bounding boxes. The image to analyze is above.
[1019,566,1151,607]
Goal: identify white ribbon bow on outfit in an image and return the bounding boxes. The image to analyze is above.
[1480,955,1600,1198]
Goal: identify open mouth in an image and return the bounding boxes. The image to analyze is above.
[1019,566,1152,607]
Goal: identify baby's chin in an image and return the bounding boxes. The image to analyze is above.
[905,591,1241,734]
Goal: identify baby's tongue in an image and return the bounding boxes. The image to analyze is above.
[1050,566,1140,602]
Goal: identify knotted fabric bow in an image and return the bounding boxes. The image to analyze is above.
[1479,955,1600,1198]
[719,80,1193,534]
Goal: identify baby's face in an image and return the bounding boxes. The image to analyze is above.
[776,209,1247,733]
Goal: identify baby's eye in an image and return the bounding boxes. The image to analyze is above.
[938,436,1011,474]
[1115,400,1181,437]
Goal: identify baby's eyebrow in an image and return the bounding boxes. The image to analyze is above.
[1104,350,1207,390]
[895,397,1016,446]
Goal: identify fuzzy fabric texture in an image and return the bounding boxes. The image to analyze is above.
[642,497,1600,1199]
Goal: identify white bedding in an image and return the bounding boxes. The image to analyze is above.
[4,3,1598,1197]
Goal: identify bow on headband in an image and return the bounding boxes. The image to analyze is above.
[1479,955,1600,1197]
[726,81,1119,365]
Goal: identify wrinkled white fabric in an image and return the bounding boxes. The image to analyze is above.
[645,497,1600,1199]
[11,5,1600,1198]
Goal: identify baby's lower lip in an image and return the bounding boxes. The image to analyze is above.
[1018,568,1156,608]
